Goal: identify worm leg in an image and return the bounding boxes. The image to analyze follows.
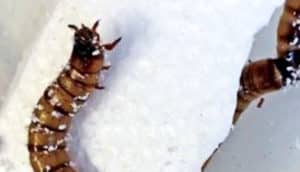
[102,37,122,50]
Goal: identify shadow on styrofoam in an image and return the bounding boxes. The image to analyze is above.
[0,26,21,109]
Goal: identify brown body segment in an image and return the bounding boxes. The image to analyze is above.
[68,68,99,86]
[233,59,283,124]
[45,86,75,113]
[277,0,300,57]
[285,0,300,9]
[28,21,121,172]
[277,12,295,57]
[28,125,67,148]
[70,54,105,74]
[30,149,71,171]
[58,74,94,97]
[34,97,72,130]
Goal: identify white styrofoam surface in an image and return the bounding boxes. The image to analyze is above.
[0,0,59,108]
[0,0,283,171]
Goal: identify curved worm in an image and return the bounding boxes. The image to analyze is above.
[203,0,300,170]
[234,0,300,123]
[233,58,283,124]
[28,20,121,172]
[277,0,300,57]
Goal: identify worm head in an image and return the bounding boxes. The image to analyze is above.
[68,20,101,56]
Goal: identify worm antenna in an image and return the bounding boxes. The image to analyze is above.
[102,37,122,50]
[92,19,100,31]
[68,24,78,31]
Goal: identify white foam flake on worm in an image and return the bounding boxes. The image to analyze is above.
[71,102,80,112]
[35,104,44,110]
[69,113,75,117]
[48,145,57,152]
[33,147,38,152]
[92,49,101,56]
[51,111,63,118]
[31,116,40,123]
[71,69,85,80]
[290,37,299,46]
[287,56,294,62]
[286,78,292,86]
[58,124,67,130]
[92,37,98,44]
[54,83,59,88]
[75,93,90,101]
[47,89,54,97]
[45,165,51,171]
[291,72,298,79]
[29,128,37,133]
[292,19,300,27]
[49,96,59,106]
[44,127,51,134]
[57,139,65,145]
[287,66,295,72]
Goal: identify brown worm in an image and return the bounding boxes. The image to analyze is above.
[202,59,284,171]
[28,20,121,172]
[234,0,300,122]
[202,0,300,170]
[233,58,283,124]
[277,0,300,57]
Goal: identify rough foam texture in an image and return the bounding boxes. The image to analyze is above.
[0,0,283,171]
[0,0,59,108]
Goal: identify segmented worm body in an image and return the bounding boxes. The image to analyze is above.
[233,0,300,123]
[233,59,283,123]
[277,0,300,58]
[28,21,121,172]
[203,0,300,170]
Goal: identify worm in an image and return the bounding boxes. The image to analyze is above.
[202,0,300,170]
[277,0,300,57]
[201,59,283,171]
[233,58,283,124]
[234,0,300,124]
[27,20,121,172]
